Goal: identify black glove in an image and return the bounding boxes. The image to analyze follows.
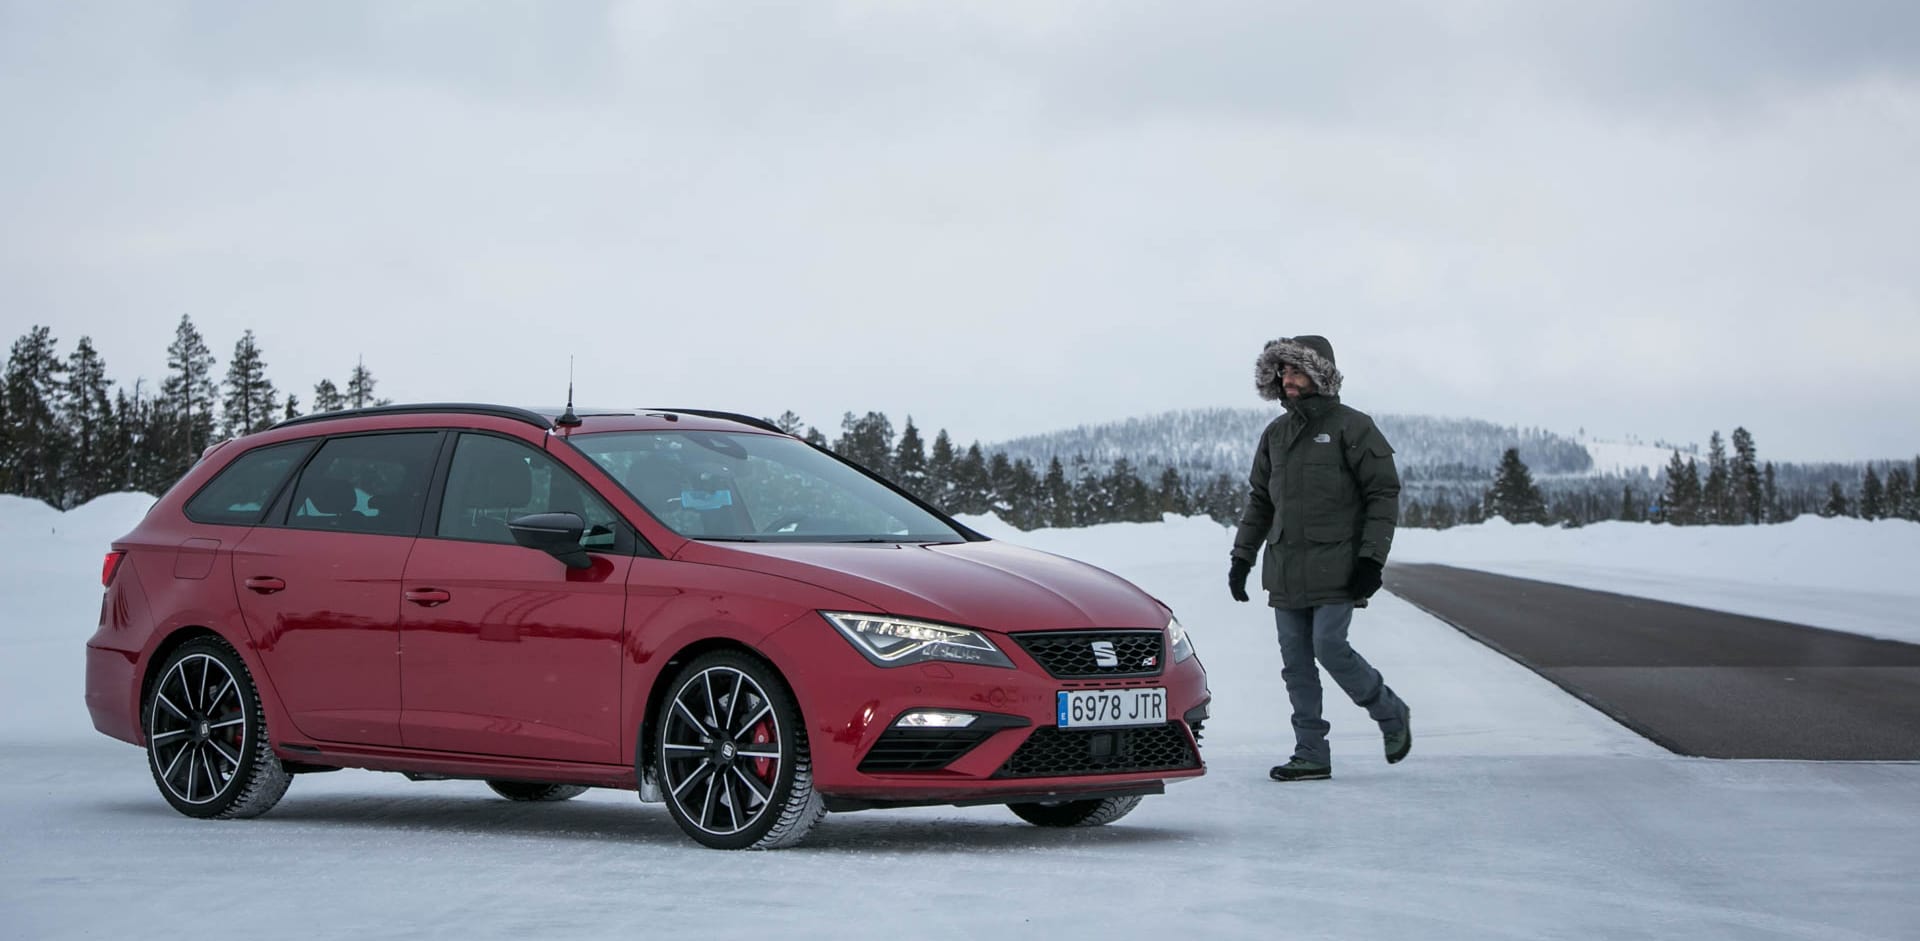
[1349,557,1384,600]
[1228,557,1252,603]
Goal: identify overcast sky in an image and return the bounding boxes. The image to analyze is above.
[3,1,1916,461]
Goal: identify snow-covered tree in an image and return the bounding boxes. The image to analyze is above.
[894,417,929,499]
[1731,427,1762,524]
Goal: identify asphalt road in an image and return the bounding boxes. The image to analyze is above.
[1384,564,1920,760]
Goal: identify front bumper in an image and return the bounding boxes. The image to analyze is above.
[760,615,1210,804]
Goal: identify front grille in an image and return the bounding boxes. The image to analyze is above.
[993,724,1198,779]
[1012,630,1164,679]
[858,728,997,773]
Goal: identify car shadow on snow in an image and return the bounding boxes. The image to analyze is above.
[89,792,1188,852]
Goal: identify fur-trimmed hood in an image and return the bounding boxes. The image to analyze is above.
[1255,335,1343,400]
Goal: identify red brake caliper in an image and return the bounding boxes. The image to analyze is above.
[751,722,774,781]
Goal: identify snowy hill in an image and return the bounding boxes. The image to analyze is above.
[987,408,1596,481]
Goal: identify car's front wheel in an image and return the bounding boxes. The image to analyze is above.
[144,636,291,819]
[655,651,825,849]
[1008,795,1142,828]
[486,781,588,802]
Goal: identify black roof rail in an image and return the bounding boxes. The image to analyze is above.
[273,403,554,431]
[648,408,786,434]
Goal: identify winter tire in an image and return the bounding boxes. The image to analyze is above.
[656,651,825,849]
[144,636,291,819]
[487,781,588,802]
[1008,795,1142,828]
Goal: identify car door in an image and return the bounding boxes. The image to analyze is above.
[398,431,631,763]
[230,431,443,747]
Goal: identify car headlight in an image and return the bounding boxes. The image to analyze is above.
[822,612,1014,669]
[1168,615,1196,663]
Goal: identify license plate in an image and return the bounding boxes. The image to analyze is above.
[1056,687,1167,729]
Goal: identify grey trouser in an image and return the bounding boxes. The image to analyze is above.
[1274,604,1406,764]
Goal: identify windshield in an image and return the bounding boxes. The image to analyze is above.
[570,430,965,543]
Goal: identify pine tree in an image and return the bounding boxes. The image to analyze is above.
[1731,427,1762,524]
[1403,500,1428,528]
[1860,465,1885,521]
[1485,448,1548,524]
[345,359,388,409]
[894,417,929,499]
[311,379,345,413]
[61,336,115,505]
[2,326,69,505]
[1703,431,1732,523]
[952,443,991,515]
[283,395,302,421]
[1619,484,1642,522]
[835,411,896,478]
[1043,457,1074,527]
[986,452,1015,515]
[220,330,281,438]
[1820,482,1850,518]
[1764,462,1781,523]
[773,410,805,435]
[159,314,217,477]
[803,427,828,449]
[1106,457,1156,523]
[1659,451,1702,525]
[1882,466,1911,524]
[1156,466,1190,517]
[1003,458,1041,529]
[927,430,956,509]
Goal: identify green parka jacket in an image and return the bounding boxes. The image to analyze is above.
[1230,394,1400,609]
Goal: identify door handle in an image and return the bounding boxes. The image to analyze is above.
[244,576,286,594]
[405,588,452,607]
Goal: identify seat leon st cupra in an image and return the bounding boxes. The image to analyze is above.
[85,405,1210,848]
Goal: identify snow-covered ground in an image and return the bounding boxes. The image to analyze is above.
[1579,438,1681,477]
[2,496,1916,940]
[1395,516,1920,645]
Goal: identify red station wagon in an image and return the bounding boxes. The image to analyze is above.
[85,404,1210,848]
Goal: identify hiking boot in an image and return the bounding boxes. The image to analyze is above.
[1269,758,1332,782]
[1383,705,1412,764]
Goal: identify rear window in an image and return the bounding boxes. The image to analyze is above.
[283,432,441,536]
[183,440,316,526]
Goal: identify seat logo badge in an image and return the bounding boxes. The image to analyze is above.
[1091,641,1119,668]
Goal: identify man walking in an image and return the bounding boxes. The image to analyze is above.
[1228,335,1410,781]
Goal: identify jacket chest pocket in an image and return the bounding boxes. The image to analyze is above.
[1301,447,1350,542]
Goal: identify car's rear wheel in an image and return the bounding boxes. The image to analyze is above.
[486,781,588,802]
[144,636,291,819]
[656,651,824,849]
[1008,795,1143,828]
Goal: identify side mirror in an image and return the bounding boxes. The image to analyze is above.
[507,512,593,569]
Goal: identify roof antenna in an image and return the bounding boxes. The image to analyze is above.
[556,356,582,428]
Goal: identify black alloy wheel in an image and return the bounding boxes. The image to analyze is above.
[144,636,291,819]
[655,651,824,849]
[1008,795,1143,828]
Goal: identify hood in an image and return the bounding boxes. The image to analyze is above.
[1255,335,1344,399]
[673,539,1170,633]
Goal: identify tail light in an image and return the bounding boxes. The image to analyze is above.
[102,550,127,588]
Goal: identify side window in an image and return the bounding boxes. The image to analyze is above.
[284,433,440,536]
[436,433,621,550]
[184,440,317,525]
